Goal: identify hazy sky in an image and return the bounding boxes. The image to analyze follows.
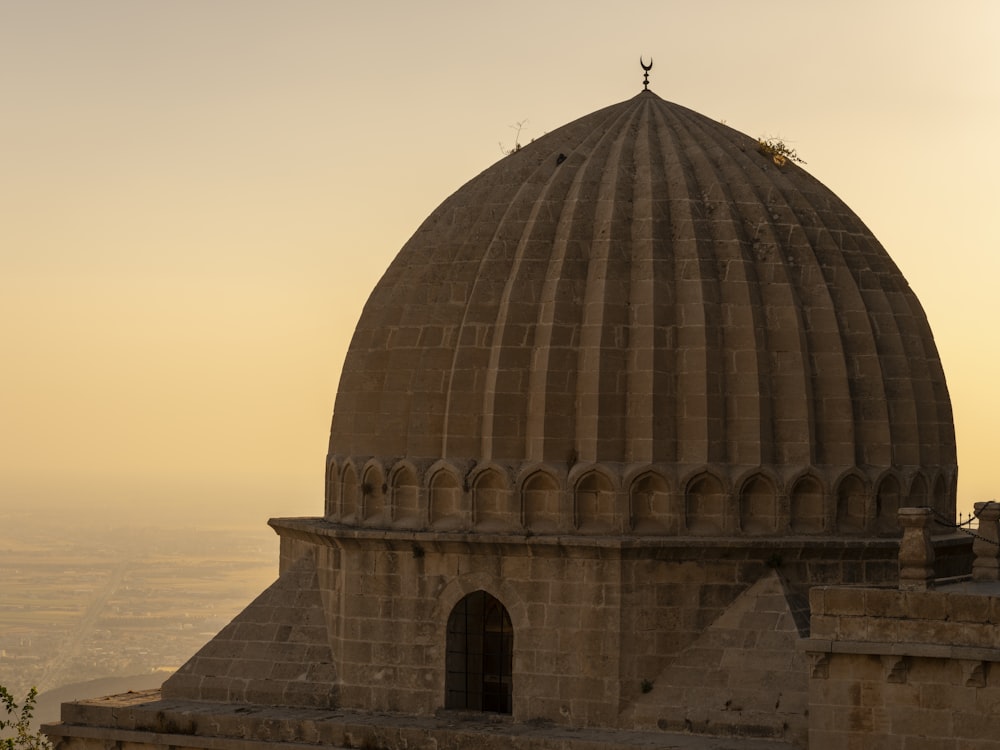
[2,0,998,524]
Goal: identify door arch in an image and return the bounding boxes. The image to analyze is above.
[445,590,512,713]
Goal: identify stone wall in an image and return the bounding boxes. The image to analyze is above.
[803,584,1000,749]
[162,518,898,741]
[162,551,338,709]
[324,533,626,727]
[44,689,802,750]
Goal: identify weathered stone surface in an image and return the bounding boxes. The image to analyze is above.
[623,571,811,745]
[326,91,956,539]
[162,552,338,709]
[802,579,1000,749]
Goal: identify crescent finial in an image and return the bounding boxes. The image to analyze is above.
[640,57,653,90]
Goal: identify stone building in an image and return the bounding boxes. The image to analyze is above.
[44,83,1000,749]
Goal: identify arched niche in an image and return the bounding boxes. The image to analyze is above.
[522,471,561,533]
[430,468,467,531]
[445,590,512,714]
[391,463,421,528]
[739,474,777,535]
[789,474,824,534]
[875,474,901,536]
[932,474,949,516]
[836,474,867,533]
[473,468,516,531]
[340,463,359,524]
[685,473,725,535]
[575,470,615,533]
[325,462,339,519]
[907,474,929,508]
[630,471,675,534]
[361,464,386,526]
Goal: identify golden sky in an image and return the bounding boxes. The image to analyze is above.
[2,0,998,523]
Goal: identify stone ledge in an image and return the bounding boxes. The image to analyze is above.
[270,517,901,557]
[44,691,799,750]
[797,637,1000,663]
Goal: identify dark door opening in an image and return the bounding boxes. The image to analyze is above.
[445,590,512,713]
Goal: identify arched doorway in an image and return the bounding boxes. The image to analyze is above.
[445,591,512,713]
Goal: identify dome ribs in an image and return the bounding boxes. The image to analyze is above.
[834,225,922,467]
[901,293,956,469]
[478,163,564,461]
[525,103,641,464]
[650,105,725,466]
[624,100,676,465]
[440,144,577,459]
[666,106,787,470]
[404,181,522,458]
[571,101,644,465]
[523,184,582,462]
[479,112,623,462]
[328,91,957,529]
[820,206,953,471]
[775,179,890,468]
[747,174,860,470]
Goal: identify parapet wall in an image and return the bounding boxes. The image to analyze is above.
[802,583,1000,749]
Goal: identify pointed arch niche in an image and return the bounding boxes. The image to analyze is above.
[445,591,512,714]
[325,462,339,519]
[575,471,616,533]
[430,468,467,530]
[789,475,824,534]
[875,475,901,536]
[473,469,515,531]
[932,475,949,517]
[522,471,561,533]
[361,464,385,525]
[908,474,929,508]
[390,464,421,528]
[340,464,359,524]
[630,472,675,534]
[739,474,777,535]
[836,474,867,534]
[686,474,725,535]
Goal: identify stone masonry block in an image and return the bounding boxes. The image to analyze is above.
[952,710,1000,741]
[896,618,954,646]
[864,588,908,618]
[810,614,838,639]
[837,616,869,641]
[824,587,868,616]
[864,616,899,643]
[904,592,948,620]
[198,676,231,702]
[737,611,781,631]
[199,639,249,660]
[229,659,276,680]
[270,661,310,681]
[889,705,954,739]
[946,594,993,623]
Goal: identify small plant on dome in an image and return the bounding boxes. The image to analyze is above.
[499,119,529,156]
[757,137,805,166]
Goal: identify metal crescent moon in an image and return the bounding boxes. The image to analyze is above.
[640,57,653,72]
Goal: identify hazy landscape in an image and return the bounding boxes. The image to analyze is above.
[0,501,283,726]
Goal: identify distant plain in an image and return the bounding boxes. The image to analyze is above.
[0,500,282,727]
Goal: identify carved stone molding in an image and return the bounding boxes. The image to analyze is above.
[881,655,908,684]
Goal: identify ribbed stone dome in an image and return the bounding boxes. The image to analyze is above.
[326,91,956,536]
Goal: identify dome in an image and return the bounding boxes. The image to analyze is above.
[326,91,955,536]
